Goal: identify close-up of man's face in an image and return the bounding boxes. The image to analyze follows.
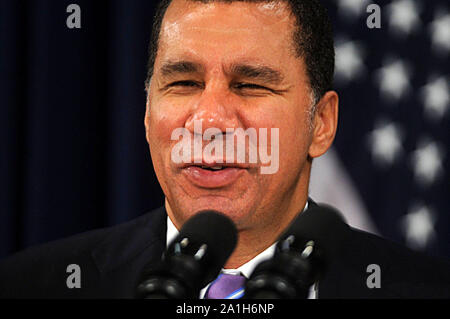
[2,0,449,301]
[145,0,337,235]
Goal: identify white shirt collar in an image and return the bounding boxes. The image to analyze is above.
[165,201,317,298]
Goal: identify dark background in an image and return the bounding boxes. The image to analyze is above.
[1,0,449,260]
[0,0,164,258]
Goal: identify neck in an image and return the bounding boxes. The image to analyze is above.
[223,196,308,269]
[224,166,311,269]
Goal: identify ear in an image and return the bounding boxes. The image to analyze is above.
[308,91,339,158]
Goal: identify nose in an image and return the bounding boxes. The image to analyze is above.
[185,82,240,134]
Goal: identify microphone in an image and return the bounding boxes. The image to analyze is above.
[244,204,349,299]
[136,210,238,299]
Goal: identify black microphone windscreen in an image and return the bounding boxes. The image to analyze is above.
[137,211,238,298]
[172,210,238,275]
[279,204,349,261]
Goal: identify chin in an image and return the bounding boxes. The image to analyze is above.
[172,195,254,227]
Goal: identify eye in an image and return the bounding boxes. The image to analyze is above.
[233,83,272,91]
[167,80,202,88]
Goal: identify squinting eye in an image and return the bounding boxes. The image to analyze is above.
[168,80,201,88]
[234,83,270,90]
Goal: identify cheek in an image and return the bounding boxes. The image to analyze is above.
[147,100,190,192]
[148,100,189,150]
[279,114,311,170]
[241,102,310,167]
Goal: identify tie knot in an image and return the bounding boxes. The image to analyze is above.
[205,273,246,299]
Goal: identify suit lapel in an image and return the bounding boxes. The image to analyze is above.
[306,199,376,298]
[91,206,167,275]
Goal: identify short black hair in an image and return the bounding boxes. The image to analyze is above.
[145,0,335,104]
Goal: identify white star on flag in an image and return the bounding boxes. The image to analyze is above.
[375,59,411,102]
[336,0,370,19]
[335,39,366,84]
[429,12,450,54]
[367,120,404,166]
[401,204,436,250]
[420,76,450,121]
[387,0,422,36]
[410,139,445,186]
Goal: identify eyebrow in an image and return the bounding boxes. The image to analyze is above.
[159,60,284,85]
[230,63,284,85]
[160,60,204,77]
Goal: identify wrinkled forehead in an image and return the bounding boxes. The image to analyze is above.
[157,0,297,66]
[163,0,292,27]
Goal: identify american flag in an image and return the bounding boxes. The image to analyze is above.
[310,0,450,259]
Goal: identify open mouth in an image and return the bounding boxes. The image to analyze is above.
[199,165,226,171]
[181,164,247,188]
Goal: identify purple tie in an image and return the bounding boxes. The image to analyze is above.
[205,273,246,299]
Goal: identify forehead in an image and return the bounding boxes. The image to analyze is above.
[157,0,297,68]
[164,0,292,26]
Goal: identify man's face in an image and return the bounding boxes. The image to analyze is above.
[146,0,315,232]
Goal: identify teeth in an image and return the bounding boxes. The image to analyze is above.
[201,166,223,170]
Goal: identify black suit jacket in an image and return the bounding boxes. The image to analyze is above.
[1,202,449,298]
